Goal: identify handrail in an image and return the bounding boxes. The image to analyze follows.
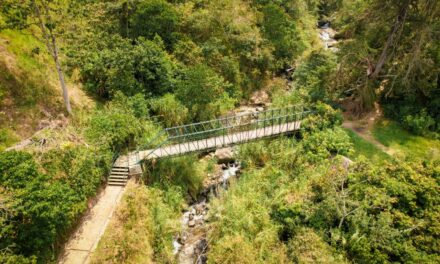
[113,105,314,165]
[138,105,308,152]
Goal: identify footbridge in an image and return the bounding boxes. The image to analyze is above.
[110,105,310,185]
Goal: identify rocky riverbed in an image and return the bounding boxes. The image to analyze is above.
[318,22,339,52]
[173,157,241,264]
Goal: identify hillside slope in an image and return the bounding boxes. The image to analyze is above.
[0,29,92,150]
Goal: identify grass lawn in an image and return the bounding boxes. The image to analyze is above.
[373,120,440,161]
[344,128,391,163]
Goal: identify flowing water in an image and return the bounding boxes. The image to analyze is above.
[318,22,338,52]
[173,161,241,264]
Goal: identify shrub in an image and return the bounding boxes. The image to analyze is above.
[86,97,158,151]
[260,3,306,69]
[403,109,435,136]
[287,228,345,263]
[0,151,87,261]
[149,93,189,127]
[300,127,353,162]
[0,151,38,189]
[0,253,36,264]
[301,102,343,134]
[40,146,111,199]
[176,64,236,121]
[146,155,205,199]
[110,92,150,119]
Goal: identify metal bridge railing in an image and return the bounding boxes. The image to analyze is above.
[135,105,310,161]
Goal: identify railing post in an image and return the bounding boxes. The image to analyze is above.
[271,109,274,135]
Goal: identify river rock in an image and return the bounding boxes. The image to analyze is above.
[250,90,270,106]
[195,204,204,215]
[215,147,234,163]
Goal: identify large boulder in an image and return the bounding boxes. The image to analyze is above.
[214,147,234,163]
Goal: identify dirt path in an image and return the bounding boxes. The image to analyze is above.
[59,185,126,264]
[342,103,394,155]
[342,120,391,154]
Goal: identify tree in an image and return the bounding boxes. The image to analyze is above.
[334,0,440,114]
[176,64,235,121]
[129,0,180,49]
[80,36,176,98]
[1,0,72,114]
[32,0,72,114]
[260,3,305,69]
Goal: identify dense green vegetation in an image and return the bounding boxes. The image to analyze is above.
[0,0,439,263]
[0,93,161,262]
[208,111,440,263]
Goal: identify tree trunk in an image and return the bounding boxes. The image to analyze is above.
[50,31,72,114]
[33,0,72,115]
[370,0,410,79]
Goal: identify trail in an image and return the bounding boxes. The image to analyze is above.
[59,185,126,264]
[342,119,391,154]
[342,102,393,155]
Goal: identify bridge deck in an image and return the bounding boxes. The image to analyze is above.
[115,121,301,167]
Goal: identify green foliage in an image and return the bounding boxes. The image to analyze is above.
[0,128,19,151]
[301,127,353,162]
[173,38,203,65]
[130,0,180,49]
[287,228,346,263]
[383,92,440,135]
[40,146,111,199]
[0,151,38,189]
[110,92,150,119]
[146,155,205,199]
[208,167,289,263]
[260,3,305,69]
[209,125,440,263]
[86,93,158,151]
[0,150,107,262]
[176,64,236,121]
[333,0,440,113]
[91,182,184,263]
[301,102,343,133]
[0,253,36,264]
[80,36,175,98]
[373,120,440,160]
[403,109,436,136]
[149,93,188,127]
[293,51,337,102]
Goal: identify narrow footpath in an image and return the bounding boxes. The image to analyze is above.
[59,185,126,264]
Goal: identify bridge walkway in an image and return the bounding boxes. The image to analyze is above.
[114,120,301,167]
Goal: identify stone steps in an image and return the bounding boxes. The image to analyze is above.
[108,166,129,186]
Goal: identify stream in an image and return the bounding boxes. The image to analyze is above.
[173,159,241,264]
[318,22,338,52]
